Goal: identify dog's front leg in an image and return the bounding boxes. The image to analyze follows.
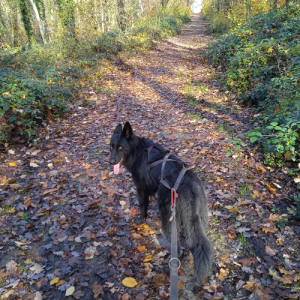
[134,189,149,225]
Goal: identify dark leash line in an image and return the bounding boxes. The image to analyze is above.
[144,146,187,300]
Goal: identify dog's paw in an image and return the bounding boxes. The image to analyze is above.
[133,216,145,225]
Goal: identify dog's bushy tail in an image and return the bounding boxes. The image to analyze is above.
[181,180,214,279]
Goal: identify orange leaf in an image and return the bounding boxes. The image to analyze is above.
[217,268,229,280]
[266,183,276,194]
[137,246,146,252]
[228,233,235,239]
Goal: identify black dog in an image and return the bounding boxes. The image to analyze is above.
[109,122,214,279]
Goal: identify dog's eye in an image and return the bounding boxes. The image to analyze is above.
[118,146,122,150]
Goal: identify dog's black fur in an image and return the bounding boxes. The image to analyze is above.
[109,122,214,279]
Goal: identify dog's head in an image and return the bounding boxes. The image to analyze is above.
[109,122,133,174]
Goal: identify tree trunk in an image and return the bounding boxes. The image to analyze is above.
[273,0,277,10]
[36,0,51,41]
[246,0,251,18]
[57,0,76,38]
[161,0,169,8]
[18,0,36,44]
[117,0,126,31]
[0,0,12,45]
[136,0,143,17]
[103,0,108,32]
[27,0,46,44]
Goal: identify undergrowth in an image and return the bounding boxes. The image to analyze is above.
[208,4,300,163]
[0,3,190,145]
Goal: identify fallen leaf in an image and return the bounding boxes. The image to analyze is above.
[56,279,66,287]
[228,233,235,239]
[153,274,167,288]
[257,165,266,173]
[137,246,146,252]
[7,207,15,214]
[143,254,152,262]
[50,277,59,285]
[6,260,17,272]
[34,291,43,300]
[265,246,276,256]
[65,286,75,296]
[37,278,48,289]
[237,257,256,267]
[268,213,281,221]
[9,184,22,190]
[269,268,282,280]
[220,253,230,264]
[30,162,39,168]
[266,183,276,194]
[280,275,293,284]
[178,281,184,290]
[243,280,261,292]
[279,268,295,276]
[276,238,284,245]
[92,283,104,297]
[217,268,229,280]
[122,294,131,300]
[101,170,109,180]
[73,290,85,299]
[122,277,138,288]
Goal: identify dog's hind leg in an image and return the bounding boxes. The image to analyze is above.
[135,189,150,225]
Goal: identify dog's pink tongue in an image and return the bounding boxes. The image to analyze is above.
[114,163,120,175]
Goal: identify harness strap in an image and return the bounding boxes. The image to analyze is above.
[160,152,172,181]
[149,158,176,168]
[173,166,186,192]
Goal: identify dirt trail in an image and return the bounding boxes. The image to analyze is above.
[1,14,300,300]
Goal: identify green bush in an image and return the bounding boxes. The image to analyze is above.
[0,3,191,145]
[92,14,189,54]
[0,68,72,143]
[208,3,300,161]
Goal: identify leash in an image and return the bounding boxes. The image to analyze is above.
[144,146,186,300]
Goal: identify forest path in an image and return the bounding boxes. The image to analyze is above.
[1,14,299,300]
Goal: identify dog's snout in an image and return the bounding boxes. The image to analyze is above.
[109,156,115,165]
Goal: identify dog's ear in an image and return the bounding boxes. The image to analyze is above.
[122,122,133,138]
[113,124,122,134]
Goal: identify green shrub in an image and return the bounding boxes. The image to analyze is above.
[0,2,191,145]
[92,14,189,54]
[0,68,72,143]
[208,3,300,161]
